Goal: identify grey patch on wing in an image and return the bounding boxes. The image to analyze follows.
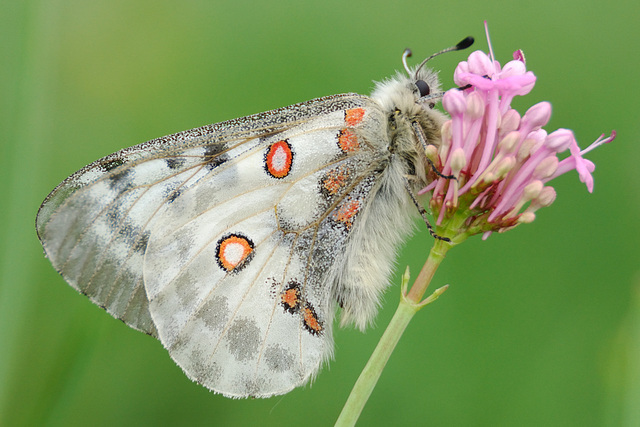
[189,355,223,386]
[170,226,197,264]
[200,295,230,331]
[226,317,260,362]
[174,271,198,310]
[263,344,295,373]
[239,376,269,399]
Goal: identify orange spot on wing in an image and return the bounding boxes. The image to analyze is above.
[337,129,359,153]
[345,108,365,126]
[332,198,361,228]
[322,165,350,195]
[281,284,301,313]
[303,304,323,334]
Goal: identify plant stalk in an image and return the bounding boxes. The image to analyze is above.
[335,240,452,426]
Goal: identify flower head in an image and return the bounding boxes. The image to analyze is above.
[421,24,615,242]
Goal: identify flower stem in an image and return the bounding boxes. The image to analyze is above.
[406,238,451,303]
[335,241,452,426]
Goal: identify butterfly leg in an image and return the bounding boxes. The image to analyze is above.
[403,178,450,242]
[410,121,457,181]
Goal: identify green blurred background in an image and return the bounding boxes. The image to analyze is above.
[2,0,638,425]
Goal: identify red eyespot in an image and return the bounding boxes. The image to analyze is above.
[265,140,293,178]
[216,234,255,272]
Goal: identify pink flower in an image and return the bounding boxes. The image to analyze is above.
[421,23,615,240]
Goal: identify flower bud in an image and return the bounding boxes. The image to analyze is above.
[500,109,521,134]
[424,144,438,162]
[440,121,452,160]
[534,186,557,208]
[466,92,485,119]
[517,138,536,162]
[450,148,467,175]
[497,131,520,154]
[523,180,543,200]
[533,156,559,179]
[522,102,552,129]
[501,59,526,78]
[453,61,470,86]
[442,90,466,116]
[545,129,575,152]
[494,156,516,179]
[518,212,536,223]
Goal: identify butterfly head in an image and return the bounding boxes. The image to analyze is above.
[370,37,474,118]
[369,67,443,119]
[370,38,474,188]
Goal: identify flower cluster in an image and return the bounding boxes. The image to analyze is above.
[422,37,615,241]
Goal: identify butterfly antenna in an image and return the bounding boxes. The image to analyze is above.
[413,36,475,79]
[402,49,413,75]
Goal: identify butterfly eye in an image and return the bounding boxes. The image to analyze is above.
[415,79,430,97]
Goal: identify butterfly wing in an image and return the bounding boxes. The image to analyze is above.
[143,100,393,397]
[36,93,391,397]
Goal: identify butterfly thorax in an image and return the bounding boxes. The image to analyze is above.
[370,67,448,189]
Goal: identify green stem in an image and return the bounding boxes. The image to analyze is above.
[335,242,452,426]
[406,238,451,303]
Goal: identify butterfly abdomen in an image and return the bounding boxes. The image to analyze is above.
[329,157,417,330]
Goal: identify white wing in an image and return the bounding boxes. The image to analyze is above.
[36,93,396,397]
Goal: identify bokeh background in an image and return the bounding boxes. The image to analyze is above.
[2,0,638,425]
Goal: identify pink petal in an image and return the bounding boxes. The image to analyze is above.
[467,50,495,75]
[500,60,527,78]
[513,49,526,63]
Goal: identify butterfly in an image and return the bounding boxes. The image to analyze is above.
[36,37,473,398]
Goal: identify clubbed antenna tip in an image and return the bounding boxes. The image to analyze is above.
[456,36,474,51]
[408,36,476,78]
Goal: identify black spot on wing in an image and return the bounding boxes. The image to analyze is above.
[108,168,134,190]
[166,157,186,169]
[103,203,146,251]
[167,188,182,203]
[203,144,228,170]
[105,203,123,228]
[134,230,150,253]
[118,221,141,248]
[263,344,294,373]
[102,158,125,171]
[100,156,135,190]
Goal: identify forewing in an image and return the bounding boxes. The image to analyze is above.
[142,99,388,397]
[36,93,371,338]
